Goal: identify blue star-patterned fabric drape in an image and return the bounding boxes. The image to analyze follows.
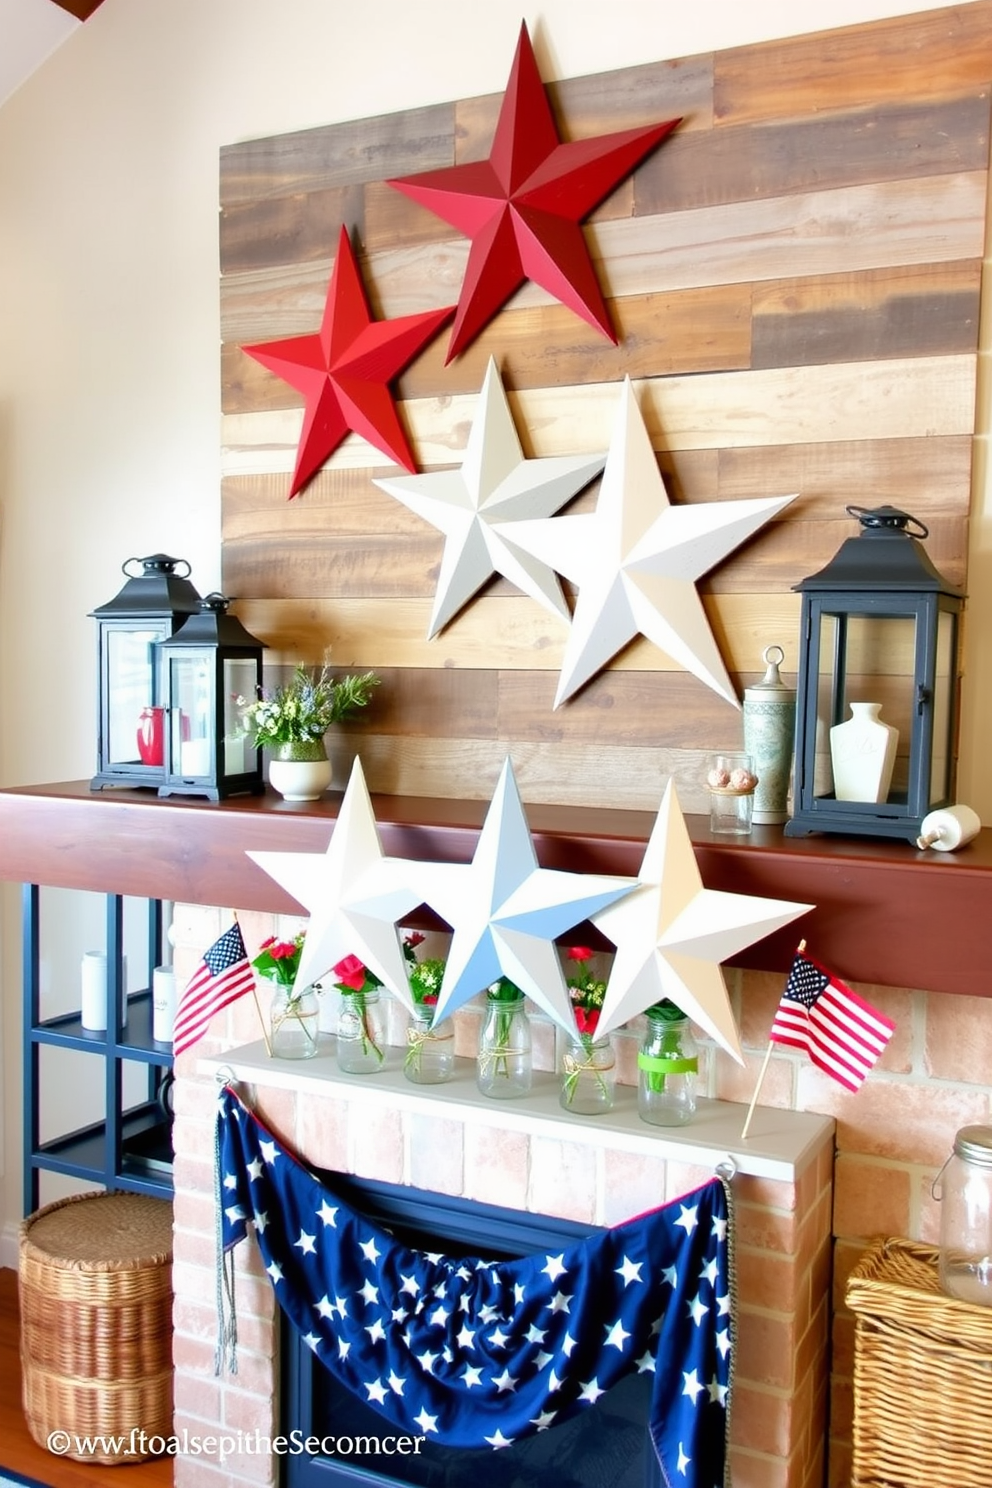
[217,1087,732,1487]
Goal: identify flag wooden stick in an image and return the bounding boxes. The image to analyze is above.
[235,912,273,1057]
[740,938,806,1141]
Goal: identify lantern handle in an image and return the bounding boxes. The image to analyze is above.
[845,505,929,540]
[122,553,193,579]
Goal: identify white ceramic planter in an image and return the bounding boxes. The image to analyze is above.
[268,756,333,801]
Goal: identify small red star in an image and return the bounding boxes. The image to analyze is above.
[388,23,680,363]
[242,226,453,496]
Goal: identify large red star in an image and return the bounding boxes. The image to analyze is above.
[388,23,680,364]
[242,226,454,496]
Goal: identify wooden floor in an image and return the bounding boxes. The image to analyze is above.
[0,1268,173,1488]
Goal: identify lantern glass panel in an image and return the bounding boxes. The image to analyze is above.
[105,626,161,767]
[814,610,918,805]
[168,652,213,778]
[223,658,256,777]
[931,610,955,804]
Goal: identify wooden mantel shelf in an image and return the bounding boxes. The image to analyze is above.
[0,779,988,999]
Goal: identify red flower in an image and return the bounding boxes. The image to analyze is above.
[421,992,438,1006]
[574,1005,600,1035]
[268,939,298,960]
[405,931,426,949]
[333,953,368,990]
[568,946,594,963]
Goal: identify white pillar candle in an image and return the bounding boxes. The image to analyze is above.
[916,804,982,852]
[80,950,107,1031]
[152,966,176,1043]
[180,738,212,776]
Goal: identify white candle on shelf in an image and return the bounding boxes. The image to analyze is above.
[81,951,107,1031]
[152,966,176,1043]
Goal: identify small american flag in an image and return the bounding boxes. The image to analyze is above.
[173,923,255,1056]
[770,950,895,1092]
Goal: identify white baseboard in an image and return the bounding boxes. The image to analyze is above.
[0,1220,20,1270]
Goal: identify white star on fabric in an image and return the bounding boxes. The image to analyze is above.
[338,1338,350,1360]
[700,1257,720,1286]
[456,1324,476,1350]
[315,1295,335,1319]
[525,1324,547,1344]
[579,1378,606,1404]
[391,1306,408,1323]
[317,1201,338,1228]
[717,1293,732,1317]
[373,357,605,637]
[223,1172,237,1190]
[592,780,812,1056]
[388,1371,405,1395]
[400,1273,419,1296]
[535,1350,554,1370]
[615,1255,643,1286]
[224,1205,245,1225]
[509,376,796,708]
[688,1294,708,1327]
[493,1367,518,1393]
[419,757,636,1033]
[716,1329,732,1359]
[246,1158,264,1182]
[561,1334,577,1356]
[682,1369,705,1404]
[294,1230,316,1255]
[485,1430,513,1450]
[708,1375,728,1406]
[490,1327,510,1349]
[430,1304,450,1327]
[365,1379,388,1406]
[675,1204,699,1236]
[514,1282,526,1306]
[332,1296,348,1320]
[259,1140,279,1165]
[458,1265,473,1282]
[677,1442,691,1476]
[662,1265,678,1288]
[359,1280,379,1306]
[414,1408,439,1434]
[303,1332,321,1352]
[253,1211,269,1234]
[636,1350,656,1373]
[366,1320,386,1345]
[247,757,423,1006]
[605,1319,631,1350]
[547,1289,571,1313]
[359,1236,381,1264]
[543,1254,567,1283]
[478,1303,500,1324]
[530,1410,557,1430]
[712,1215,728,1243]
[416,1350,439,1374]
[265,1259,283,1284]
[463,1364,484,1389]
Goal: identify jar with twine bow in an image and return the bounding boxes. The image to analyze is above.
[477,978,532,1098]
[402,937,454,1085]
[560,947,616,1115]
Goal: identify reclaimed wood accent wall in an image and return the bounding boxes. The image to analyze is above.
[219,2,991,811]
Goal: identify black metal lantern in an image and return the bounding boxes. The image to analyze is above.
[156,594,266,801]
[90,554,203,790]
[785,505,964,843]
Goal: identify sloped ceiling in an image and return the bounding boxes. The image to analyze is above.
[0,0,104,109]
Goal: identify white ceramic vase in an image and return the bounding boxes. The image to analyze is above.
[268,744,332,801]
[829,702,898,803]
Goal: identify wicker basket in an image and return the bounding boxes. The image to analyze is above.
[19,1190,174,1464]
[846,1236,992,1488]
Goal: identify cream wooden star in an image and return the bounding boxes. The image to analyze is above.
[417,756,637,1034]
[510,377,797,707]
[246,758,422,1008]
[373,358,605,637]
[591,781,813,1059]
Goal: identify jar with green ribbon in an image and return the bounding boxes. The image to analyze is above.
[637,1001,698,1126]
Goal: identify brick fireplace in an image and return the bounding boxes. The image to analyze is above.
[170,901,835,1488]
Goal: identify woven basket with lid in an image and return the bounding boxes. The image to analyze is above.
[19,1190,174,1463]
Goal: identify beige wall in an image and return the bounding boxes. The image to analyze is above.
[0,0,987,1242]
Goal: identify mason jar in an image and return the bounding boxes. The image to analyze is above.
[559,1032,616,1115]
[404,1011,454,1085]
[477,989,532,1098]
[336,988,385,1074]
[936,1125,992,1305]
[268,983,320,1060]
[637,1009,698,1126]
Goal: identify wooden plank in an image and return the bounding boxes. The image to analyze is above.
[751,261,982,368]
[219,171,988,351]
[220,356,978,478]
[230,592,803,672]
[714,3,992,125]
[638,92,992,214]
[218,101,456,205]
[221,282,754,413]
[220,185,367,276]
[496,668,746,749]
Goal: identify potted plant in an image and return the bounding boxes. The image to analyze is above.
[240,662,379,800]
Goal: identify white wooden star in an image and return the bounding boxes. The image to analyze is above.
[373,358,605,637]
[246,757,422,1008]
[418,757,637,1033]
[510,377,797,707]
[592,781,812,1059]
